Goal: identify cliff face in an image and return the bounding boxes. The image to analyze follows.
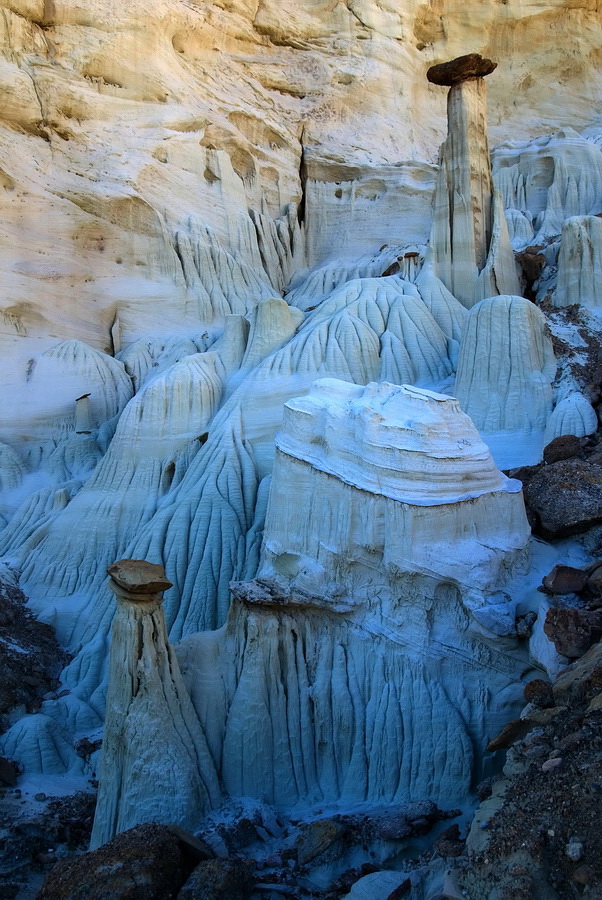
[1,0,602,869]
[1,0,601,442]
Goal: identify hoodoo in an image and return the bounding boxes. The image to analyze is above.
[427,54,521,306]
[90,559,220,849]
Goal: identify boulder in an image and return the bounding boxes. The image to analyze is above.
[177,859,255,900]
[543,434,583,465]
[524,459,602,537]
[523,679,554,709]
[38,824,192,900]
[541,564,588,595]
[553,640,602,705]
[544,607,602,659]
[426,54,497,86]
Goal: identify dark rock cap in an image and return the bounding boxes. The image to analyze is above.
[427,53,497,86]
[107,558,173,594]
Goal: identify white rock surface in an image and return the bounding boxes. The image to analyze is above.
[174,380,532,811]
[427,77,520,307]
[454,295,556,467]
[544,393,598,445]
[555,215,602,310]
[1,0,602,825]
[90,562,220,849]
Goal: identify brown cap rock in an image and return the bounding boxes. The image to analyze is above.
[427,53,497,86]
[107,558,173,594]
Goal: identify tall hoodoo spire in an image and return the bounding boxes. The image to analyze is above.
[90,559,221,850]
[426,54,520,307]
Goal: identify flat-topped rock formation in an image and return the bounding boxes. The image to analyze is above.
[172,379,533,812]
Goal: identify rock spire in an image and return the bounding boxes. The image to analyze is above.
[426,54,520,307]
[90,559,221,850]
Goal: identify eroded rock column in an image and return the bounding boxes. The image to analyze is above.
[90,559,221,850]
[427,53,520,307]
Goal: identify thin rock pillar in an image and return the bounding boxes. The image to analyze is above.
[426,53,520,307]
[90,559,221,850]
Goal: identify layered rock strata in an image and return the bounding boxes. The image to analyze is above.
[175,380,533,812]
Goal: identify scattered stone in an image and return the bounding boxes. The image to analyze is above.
[516,244,546,287]
[38,823,192,899]
[177,858,255,900]
[543,434,583,465]
[524,458,602,538]
[541,564,588,595]
[426,53,497,86]
[585,562,602,603]
[565,838,583,861]
[344,871,411,899]
[0,570,69,733]
[295,819,347,864]
[553,640,602,704]
[542,757,563,772]
[544,606,602,658]
[487,718,527,752]
[35,792,47,802]
[506,463,542,490]
[434,824,465,858]
[166,825,215,864]
[515,611,537,638]
[573,864,596,885]
[74,736,102,759]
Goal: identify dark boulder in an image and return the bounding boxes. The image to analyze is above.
[426,53,497,86]
[544,606,602,659]
[543,434,583,465]
[38,823,193,900]
[177,859,255,900]
[524,458,602,537]
[541,564,588,595]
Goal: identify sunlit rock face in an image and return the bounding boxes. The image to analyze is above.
[1,0,601,444]
[175,379,532,810]
[262,379,529,594]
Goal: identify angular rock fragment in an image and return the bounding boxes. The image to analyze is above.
[541,564,588,595]
[524,458,602,537]
[544,606,602,659]
[542,434,583,465]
